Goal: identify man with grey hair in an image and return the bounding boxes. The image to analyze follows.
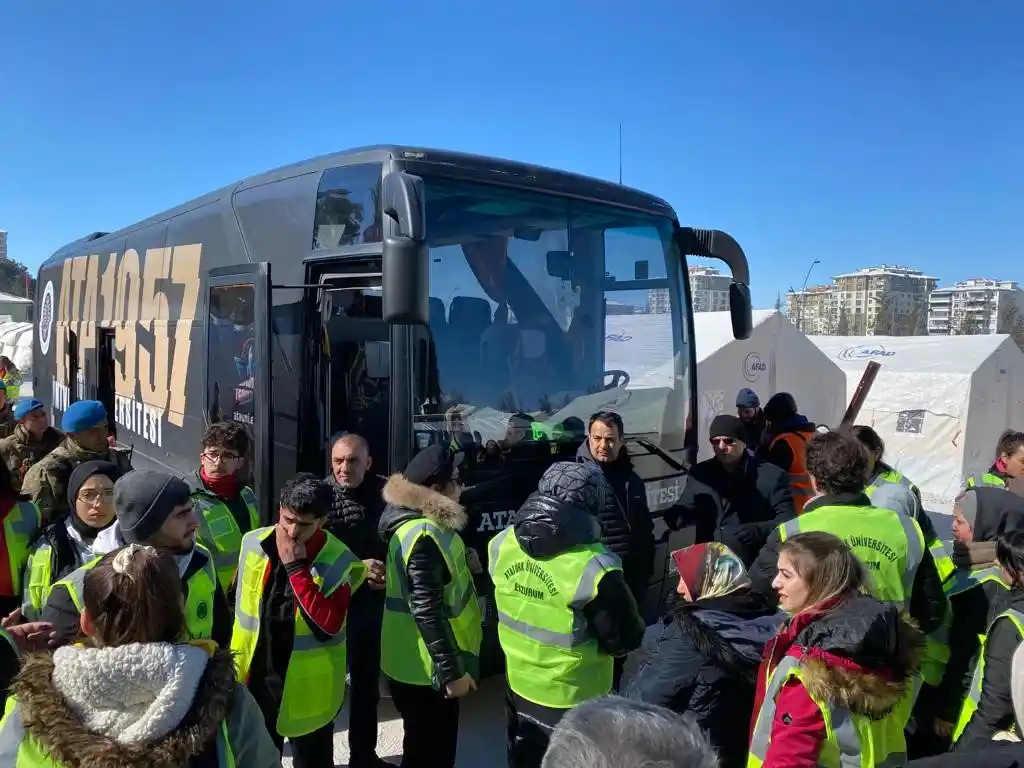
[541,696,719,768]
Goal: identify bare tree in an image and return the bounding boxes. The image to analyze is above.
[834,308,852,336]
[900,303,927,336]
[952,312,986,336]
[999,306,1024,352]
[871,292,896,335]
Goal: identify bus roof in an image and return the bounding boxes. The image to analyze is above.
[43,145,677,269]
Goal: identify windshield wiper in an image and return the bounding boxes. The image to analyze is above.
[626,437,687,473]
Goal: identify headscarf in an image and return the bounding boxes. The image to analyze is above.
[671,542,750,601]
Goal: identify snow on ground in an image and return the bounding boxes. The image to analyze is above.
[282,675,507,767]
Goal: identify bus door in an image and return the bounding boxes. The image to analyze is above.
[318,265,391,473]
[202,263,272,523]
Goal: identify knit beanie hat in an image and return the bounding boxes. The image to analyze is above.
[709,414,747,443]
[114,470,192,544]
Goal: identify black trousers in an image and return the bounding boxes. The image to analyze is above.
[268,718,335,768]
[347,588,385,765]
[388,678,460,768]
[505,686,566,768]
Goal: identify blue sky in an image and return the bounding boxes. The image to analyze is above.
[2,0,1022,308]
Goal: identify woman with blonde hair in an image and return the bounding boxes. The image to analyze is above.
[0,544,280,767]
[748,531,922,768]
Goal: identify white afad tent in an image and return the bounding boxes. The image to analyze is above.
[601,309,846,461]
[809,335,1024,510]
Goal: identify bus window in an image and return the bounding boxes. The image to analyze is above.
[312,163,384,249]
[207,284,256,428]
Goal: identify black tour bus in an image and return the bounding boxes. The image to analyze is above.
[32,145,752,649]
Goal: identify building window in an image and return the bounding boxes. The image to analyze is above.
[896,409,925,435]
[313,163,384,249]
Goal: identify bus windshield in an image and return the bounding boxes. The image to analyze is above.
[415,176,692,454]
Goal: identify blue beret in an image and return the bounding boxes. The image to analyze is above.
[13,398,44,421]
[61,400,107,433]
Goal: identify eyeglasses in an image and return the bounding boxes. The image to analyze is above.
[202,451,241,463]
[78,489,114,504]
[709,437,736,447]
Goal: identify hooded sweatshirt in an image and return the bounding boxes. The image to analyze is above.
[2,643,280,767]
[751,593,923,768]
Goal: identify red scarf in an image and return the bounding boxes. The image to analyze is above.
[200,467,240,500]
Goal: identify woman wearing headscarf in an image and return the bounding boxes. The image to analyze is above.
[622,542,783,768]
[931,487,1024,744]
[20,460,123,620]
[0,543,279,767]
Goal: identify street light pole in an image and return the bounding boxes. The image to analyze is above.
[792,259,821,334]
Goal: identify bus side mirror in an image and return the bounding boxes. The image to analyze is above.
[382,171,429,325]
[730,282,752,340]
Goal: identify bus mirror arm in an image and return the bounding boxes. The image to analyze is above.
[677,227,752,341]
[382,171,426,241]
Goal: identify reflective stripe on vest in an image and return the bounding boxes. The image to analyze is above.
[942,564,1008,598]
[952,608,1024,744]
[381,517,483,687]
[769,432,813,513]
[231,526,365,738]
[51,544,219,640]
[748,655,909,768]
[487,526,620,708]
[965,473,1007,490]
[194,486,260,590]
[780,505,924,607]
[21,542,54,621]
[0,695,236,765]
[5,501,40,596]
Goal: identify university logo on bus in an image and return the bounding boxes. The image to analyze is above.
[837,344,896,362]
[38,281,55,355]
[743,352,767,382]
[51,244,203,449]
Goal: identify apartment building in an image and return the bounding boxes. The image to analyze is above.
[0,231,7,262]
[831,265,936,336]
[786,285,834,334]
[928,278,1024,335]
[646,266,731,314]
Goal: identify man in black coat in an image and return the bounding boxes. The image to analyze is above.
[325,432,389,768]
[576,411,655,609]
[665,414,796,566]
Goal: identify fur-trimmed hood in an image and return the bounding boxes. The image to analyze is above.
[9,642,236,767]
[379,473,468,539]
[788,594,924,718]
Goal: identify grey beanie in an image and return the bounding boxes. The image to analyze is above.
[114,470,192,544]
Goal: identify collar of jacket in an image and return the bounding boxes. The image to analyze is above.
[803,492,872,513]
[382,473,467,532]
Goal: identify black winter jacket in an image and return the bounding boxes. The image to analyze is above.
[575,443,655,601]
[666,453,796,566]
[955,586,1024,747]
[911,743,1024,768]
[378,474,474,687]
[622,590,783,768]
[41,544,233,649]
[325,472,387,561]
[748,492,948,635]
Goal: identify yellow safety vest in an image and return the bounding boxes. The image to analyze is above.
[952,608,1024,743]
[488,526,620,709]
[193,486,260,590]
[0,695,236,766]
[778,504,924,607]
[964,472,1007,490]
[3,501,41,597]
[381,517,483,687]
[231,527,365,738]
[50,543,220,640]
[748,654,909,768]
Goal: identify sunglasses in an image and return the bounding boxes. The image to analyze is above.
[709,437,736,447]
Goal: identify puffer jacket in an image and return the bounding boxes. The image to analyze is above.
[0,424,63,492]
[623,589,783,768]
[326,472,387,561]
[378,473,472,687]
[575,442,654,602]
[1,643,280,768]
[751,593,923,768]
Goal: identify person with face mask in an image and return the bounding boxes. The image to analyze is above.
[666,414,796,567]
[21,400,132,524]
[21,461,123,621]
[231,473,366,768]
[40,469,232,649]
[379,444,482,768]
[0,399,63,493]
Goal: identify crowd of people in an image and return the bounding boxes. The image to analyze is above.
[2,387,1024,767]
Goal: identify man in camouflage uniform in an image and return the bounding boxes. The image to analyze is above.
[0,398,63,492]
[0,383,14,440]
[21,400,131,523]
